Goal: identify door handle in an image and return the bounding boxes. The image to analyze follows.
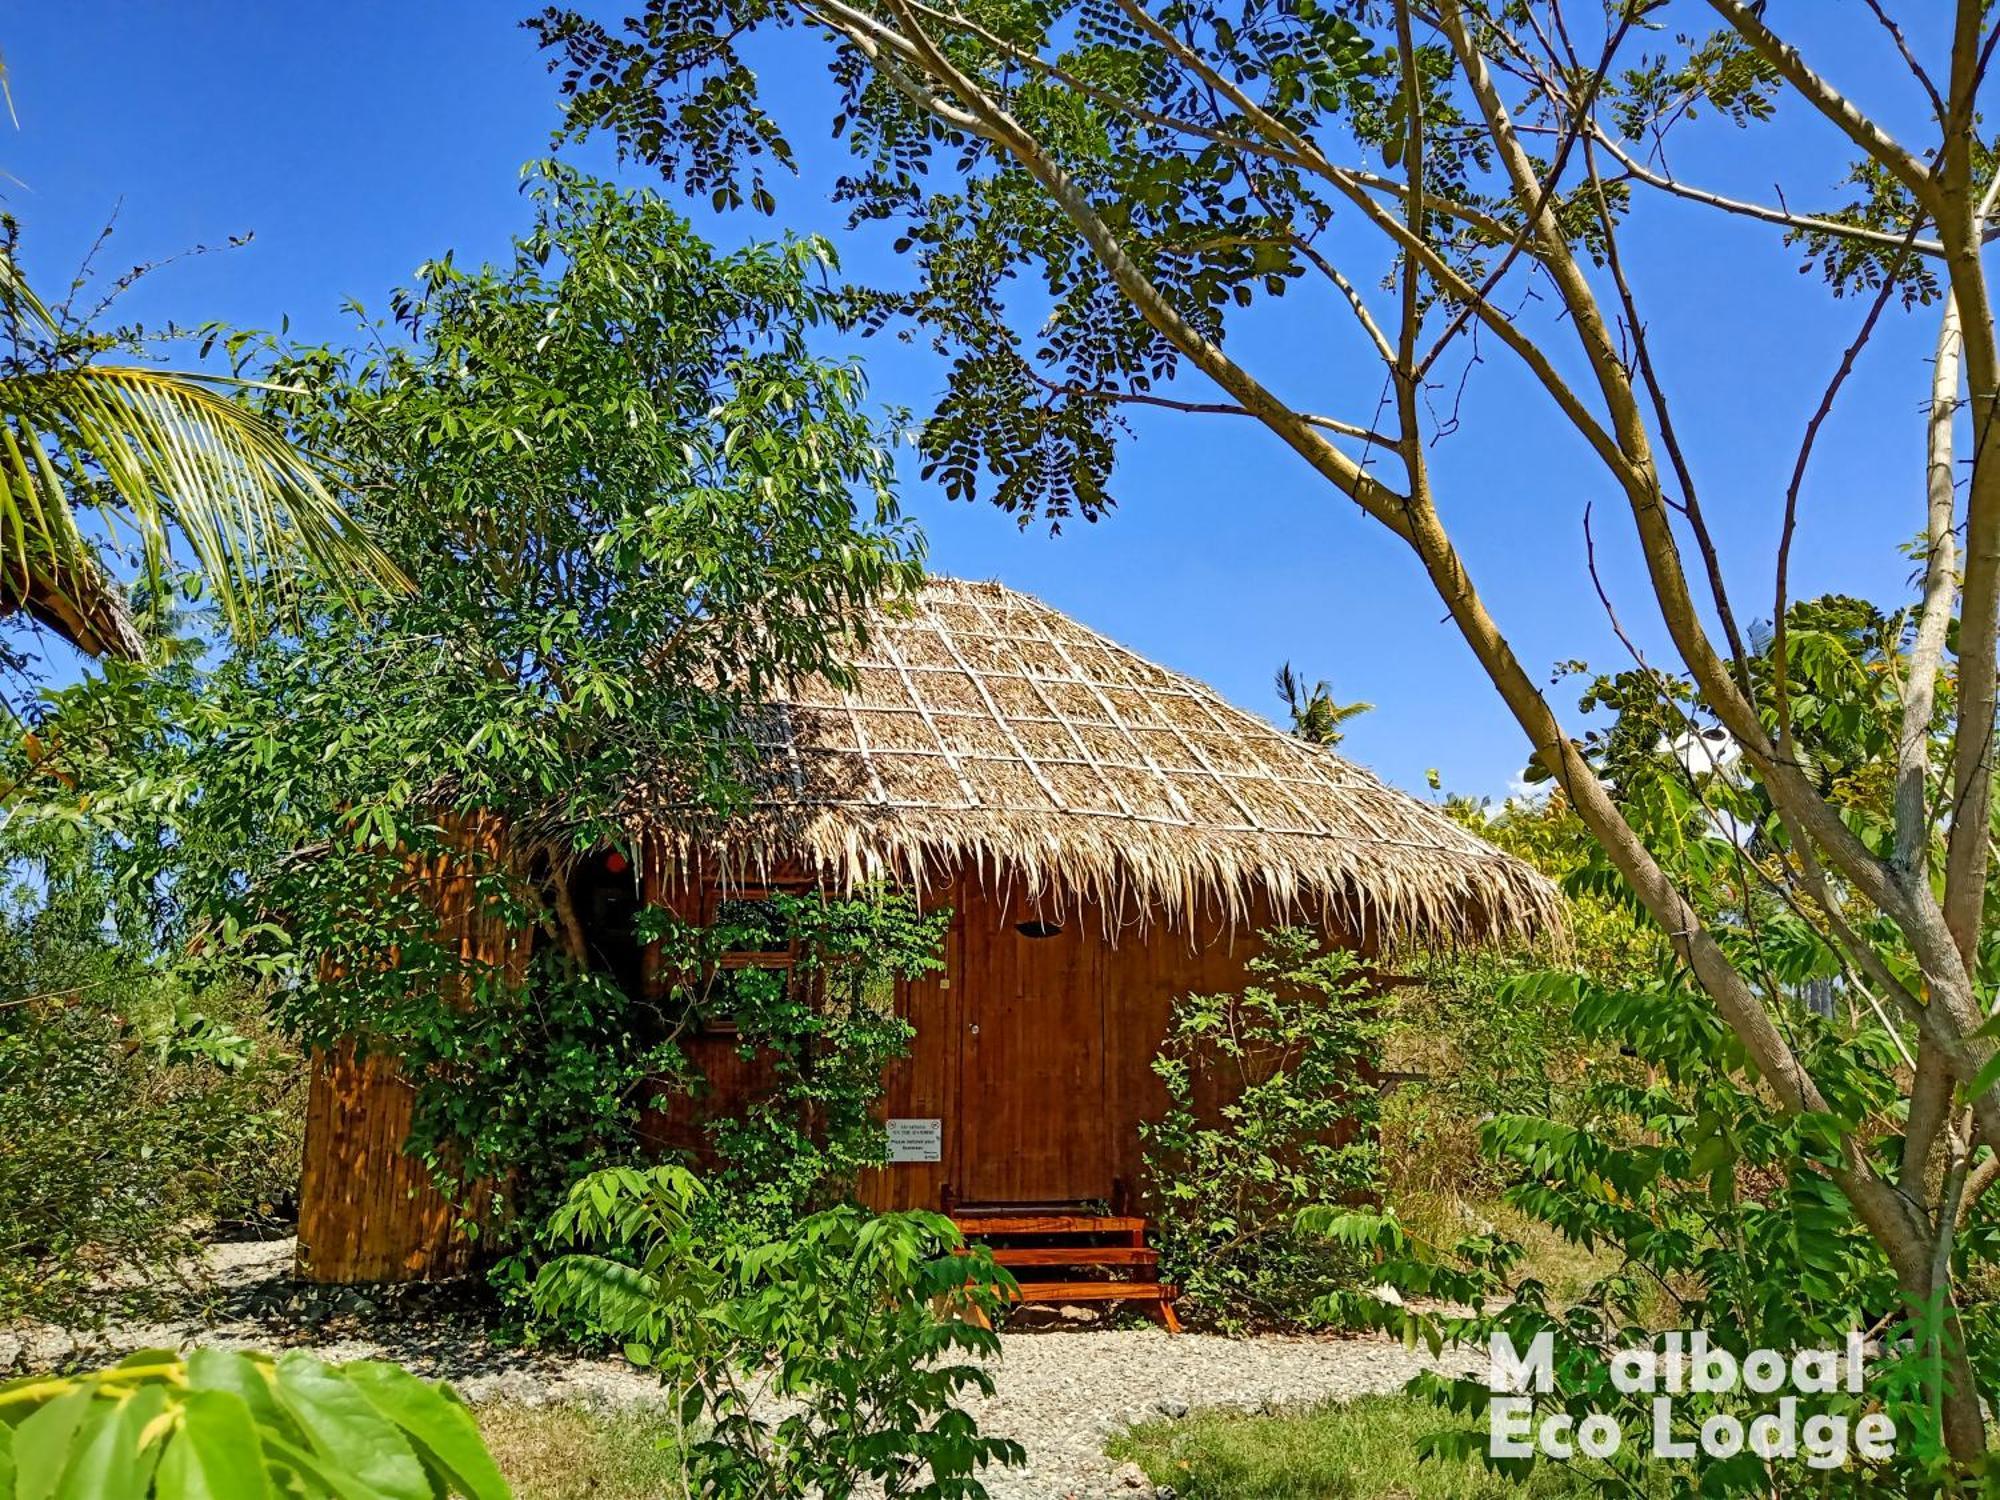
[968,1023,980,1035]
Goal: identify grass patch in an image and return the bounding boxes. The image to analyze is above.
[1390,1192,1622,1312]
[1108,1393,1590,1499]
[477,1401,685,1499]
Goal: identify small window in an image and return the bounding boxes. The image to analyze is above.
[712,893,802,969]
[695,886,810,1034]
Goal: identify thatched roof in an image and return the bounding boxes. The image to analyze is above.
[630,577,1560,945]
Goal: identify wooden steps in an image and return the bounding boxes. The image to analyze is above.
[987,1245,1158,1268]
[956,1214,1146,1236]
[952,1212,1180,1333]
[999,1280,1161,1302]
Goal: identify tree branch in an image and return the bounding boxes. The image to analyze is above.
[1708,0,1939,211]
[1023,371,1398,449]
[1589,131,1945,257]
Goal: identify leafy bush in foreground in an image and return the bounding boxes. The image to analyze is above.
[0,857,301,1327]
[1143,928,1382,1328]
[0,1348,507,1498]
[531,1166,1022,1498]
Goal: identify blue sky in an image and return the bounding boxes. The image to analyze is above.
[7,5,1950,799]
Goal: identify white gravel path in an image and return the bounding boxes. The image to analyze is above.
[903,1327,1476,1499]
[2,1239,1477,1499]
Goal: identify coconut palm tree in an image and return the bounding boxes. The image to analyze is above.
[0,243,403,659]
[1274,661,1372,748]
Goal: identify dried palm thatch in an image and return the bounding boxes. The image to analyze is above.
[623,577,1561,945]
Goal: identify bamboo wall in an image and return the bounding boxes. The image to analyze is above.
[294,816,517,1284]
[297,1046,484,1282]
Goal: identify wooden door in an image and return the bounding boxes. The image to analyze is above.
[955,901,1112,1204]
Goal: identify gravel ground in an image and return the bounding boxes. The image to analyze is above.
[1,1238,1477,1499]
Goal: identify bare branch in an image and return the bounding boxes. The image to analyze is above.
[1590,132,1944,257]
[1414,7,1630,381]
[1861,0,1948,124]
[1023,371,1399,448]
[1772,241,1912,758]
[1577,128,1755,695]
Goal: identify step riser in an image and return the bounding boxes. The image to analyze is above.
[981,1247,1159,1268]
[1002,1282,1180,1304]
[951,1214,1146,1236]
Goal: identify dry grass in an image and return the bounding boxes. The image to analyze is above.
[1394,1192,1623,1309]
[477,1402,686,1500]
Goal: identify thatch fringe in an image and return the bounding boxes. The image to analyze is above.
[616,577,1562,947]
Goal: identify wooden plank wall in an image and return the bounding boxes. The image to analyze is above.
[299,837,1373,1280]
[854,878,963,1211]
[858,878,1357,1212]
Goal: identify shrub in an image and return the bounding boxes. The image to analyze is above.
[1313,969,1998,1497]
[659,890,950,1231]
[530,1166,1022,1498]
[1142,927,1383,1328]
[447,887,948,1302]
[0,871,301,1328]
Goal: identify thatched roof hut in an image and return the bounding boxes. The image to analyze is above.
[300,575,1559,1292]
[629,576,1559,945]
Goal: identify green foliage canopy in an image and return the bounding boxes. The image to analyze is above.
[10,163,925,1243]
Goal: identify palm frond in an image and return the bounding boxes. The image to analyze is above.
[0,250,408,659]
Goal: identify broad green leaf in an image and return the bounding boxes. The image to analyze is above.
[155,1390,273,1500]
[14,1386,94,1500]
[274,1354,430,1500]
[56,1385,169,1500]
[340,1364,509,1500]
[186,1350,290,1441]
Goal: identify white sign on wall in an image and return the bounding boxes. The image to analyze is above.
[886,1117,942,1164]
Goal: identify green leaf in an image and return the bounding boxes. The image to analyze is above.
[273,1355,430,1500]
[340,1364,509,1500]
[155,1390,273,1500]
[14,1386,94,1500]
[185,1350,290,1441]
[56,1385,168,1500]
[1963,1046,2000,1107]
